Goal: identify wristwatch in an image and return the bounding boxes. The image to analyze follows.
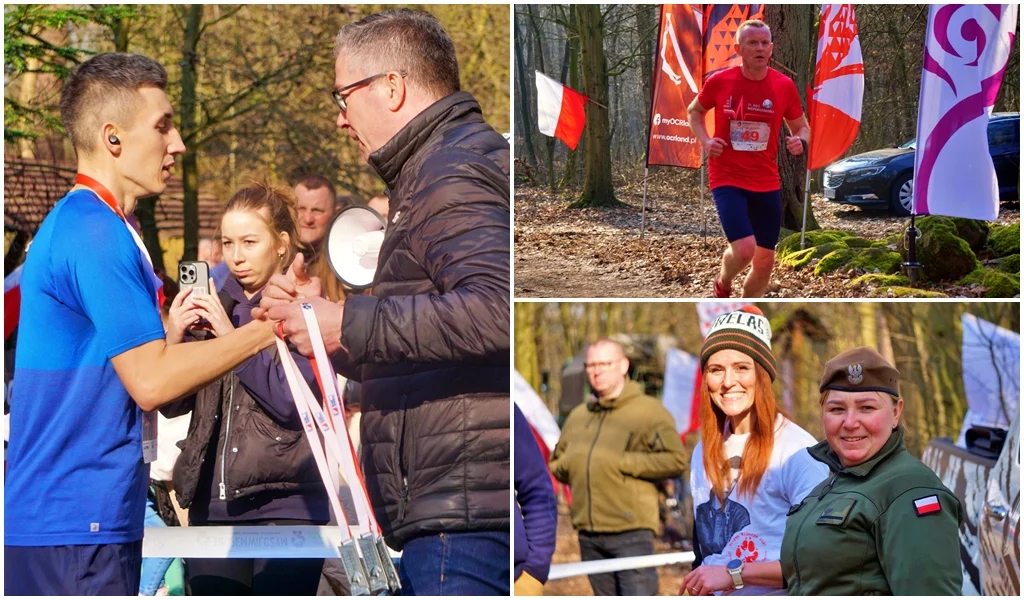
[726,559,745,590]
[799,138,809,154]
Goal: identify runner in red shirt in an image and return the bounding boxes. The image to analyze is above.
[688,20,810,298]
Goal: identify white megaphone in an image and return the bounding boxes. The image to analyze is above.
[325,205,386,290]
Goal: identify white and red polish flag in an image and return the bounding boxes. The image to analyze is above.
[914,4,1017,220]
[535,71,587,150]
[808,4,864,170]
[4,264,23,341]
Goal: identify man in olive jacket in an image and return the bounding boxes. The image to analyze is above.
[551,339,687,596]
[260,9,509,596]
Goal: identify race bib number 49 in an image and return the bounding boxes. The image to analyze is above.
[729,120,770,151]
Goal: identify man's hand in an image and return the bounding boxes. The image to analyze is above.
[785,135,805,156]
[703,137,728,158]
[267,295,344,357]
[252,253,322,320]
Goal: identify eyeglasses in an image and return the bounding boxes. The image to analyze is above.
[330,71,407,112]
[585,361,619,372]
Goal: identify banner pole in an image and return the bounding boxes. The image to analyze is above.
[640,167,650,239]
[800,168,811,249]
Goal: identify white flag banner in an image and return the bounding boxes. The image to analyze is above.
[696,302,746,338]
[513,371,560,452]
[662,348,701,435]
[957,313,1020,446]
[914,4,1017,220]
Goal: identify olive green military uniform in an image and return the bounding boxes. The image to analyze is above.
[780,427,963,595]
[550,380,687,534]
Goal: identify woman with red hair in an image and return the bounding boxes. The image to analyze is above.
[682,307,827,596]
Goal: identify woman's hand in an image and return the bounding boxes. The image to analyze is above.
[681,565,734,596]
[190,278,235,337]
[166,286,199,344]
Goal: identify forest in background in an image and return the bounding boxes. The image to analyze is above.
[5,4,510,264]
[514,4,1019,221]
[515,301,1020,457]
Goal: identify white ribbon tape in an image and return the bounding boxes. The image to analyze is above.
[548,551,695,580]
[141,525,402,560]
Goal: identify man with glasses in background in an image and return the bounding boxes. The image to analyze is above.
[257,8,510,596]
[550,339,687,596]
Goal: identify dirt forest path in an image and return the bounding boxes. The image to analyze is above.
[514,183,1020,299]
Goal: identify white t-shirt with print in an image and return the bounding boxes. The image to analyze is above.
[690,414,829,596]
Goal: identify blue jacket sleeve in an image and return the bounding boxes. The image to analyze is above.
[233,343,322,430]
[514,406,558,583]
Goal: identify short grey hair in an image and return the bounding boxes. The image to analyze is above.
[736,19,771,44]
[333,9,460,101]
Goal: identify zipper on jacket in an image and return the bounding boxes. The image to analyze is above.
[817,471,839,500]
[398,476,409,522]
[585,411,608,530]
[219,375,234,501]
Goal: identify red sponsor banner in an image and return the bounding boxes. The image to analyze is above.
[808,4,864,170]
[647,4,704,168]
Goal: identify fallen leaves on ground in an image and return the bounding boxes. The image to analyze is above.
[514,180,1020,298]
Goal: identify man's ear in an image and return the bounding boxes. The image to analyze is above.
[386,72,406,112]
[102,123,122,156]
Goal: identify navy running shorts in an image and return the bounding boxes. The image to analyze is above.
[711,185,783,249]
[5,541,143,595]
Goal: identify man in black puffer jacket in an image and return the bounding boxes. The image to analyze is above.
[260,9,510,596]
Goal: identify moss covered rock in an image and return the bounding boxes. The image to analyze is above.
[779,241,849,269]
[848,273,910,288]
[959,268,1021,298]
[777,230,852,259]
[988,223,1020,258]
[866,287,948,298]
[990,253,1020,274]
[948,217,990,253]
[899,216,979,281]
[813,247,903,276]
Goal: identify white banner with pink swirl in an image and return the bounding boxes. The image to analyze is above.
[914,4,1017,220]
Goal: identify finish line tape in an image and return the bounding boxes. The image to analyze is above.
[548,551,695,580]
[141,526,401,560]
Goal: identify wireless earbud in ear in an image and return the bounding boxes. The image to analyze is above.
[108,135,120,145]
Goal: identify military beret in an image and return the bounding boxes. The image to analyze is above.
[819,346,900,397]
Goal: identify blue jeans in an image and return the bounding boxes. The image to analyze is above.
[399,531,510,596]
[139,495,173,595]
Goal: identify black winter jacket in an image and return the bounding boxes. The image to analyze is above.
[338,91,511,549]
[168,286,326,517]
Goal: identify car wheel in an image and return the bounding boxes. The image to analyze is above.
[889,172,913,216]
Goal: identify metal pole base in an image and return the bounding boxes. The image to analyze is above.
[902,261,922,286]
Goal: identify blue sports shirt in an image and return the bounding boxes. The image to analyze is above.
[5,190,165,545]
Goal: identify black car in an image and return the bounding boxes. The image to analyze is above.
[823,112,1019,216]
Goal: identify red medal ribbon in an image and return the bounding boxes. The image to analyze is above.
[75,173,124,219]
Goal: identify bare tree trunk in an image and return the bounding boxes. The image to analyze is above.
[766,5,818,231]
[572,5,620,208]
[515,303,540,390]
[514,19,538,166]
[179,5,203,262]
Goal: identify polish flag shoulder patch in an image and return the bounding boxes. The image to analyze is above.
[913,494,941,517]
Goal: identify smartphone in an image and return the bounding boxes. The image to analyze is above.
[178,260,210,296]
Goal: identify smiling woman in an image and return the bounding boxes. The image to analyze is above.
[780,346,964,595]
[685,306,828,597]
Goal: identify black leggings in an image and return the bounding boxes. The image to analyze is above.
[186,518,325,596]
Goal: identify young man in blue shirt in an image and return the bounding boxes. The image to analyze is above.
[4,53,278,595]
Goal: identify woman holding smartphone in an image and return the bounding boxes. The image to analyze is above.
[164,183,329,595]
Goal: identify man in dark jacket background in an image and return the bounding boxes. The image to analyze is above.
[258,9,510,596]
